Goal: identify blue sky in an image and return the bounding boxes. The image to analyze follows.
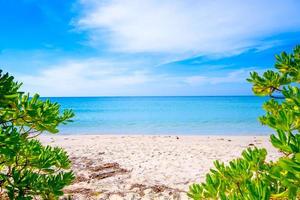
[0,0,300,96]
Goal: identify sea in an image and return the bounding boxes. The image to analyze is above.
[46,96,272,135]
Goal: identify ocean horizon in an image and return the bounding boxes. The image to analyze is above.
[45,96,272,135]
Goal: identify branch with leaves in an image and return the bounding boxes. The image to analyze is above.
[188,45,300,199]
[0,70,75,199]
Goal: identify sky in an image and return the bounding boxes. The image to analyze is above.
[0,0,300,96]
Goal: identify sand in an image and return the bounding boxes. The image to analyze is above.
[39,135,281,200]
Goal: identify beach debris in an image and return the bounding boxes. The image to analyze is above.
[64,187,98,199]
[89,162,130,180]
[91,162,120,172]
[71,156,96,170]
[64,188,94,195]
[74,174,89,183]
[130,183,147,196]
[129,183,185,197]
[151,185,168,193]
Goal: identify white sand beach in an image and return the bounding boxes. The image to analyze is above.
[40,135,281,200]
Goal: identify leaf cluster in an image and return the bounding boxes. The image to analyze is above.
[188,45,300,199]
[0,70,75,199]
[0,70,22,108]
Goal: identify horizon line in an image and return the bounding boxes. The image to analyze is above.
[38,95,260,98]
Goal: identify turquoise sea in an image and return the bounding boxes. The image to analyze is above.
[48,96,272,135]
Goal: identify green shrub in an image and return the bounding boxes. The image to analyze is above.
[188,45,300,200]
[0,70,75,199]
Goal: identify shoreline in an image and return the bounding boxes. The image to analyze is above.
[39,135,281,200]
[51,132,272,136]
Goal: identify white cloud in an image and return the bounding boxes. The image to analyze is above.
[17,58,153,96]
[76,0,300,56]
[15,57,258,96]
[185,69,253,85]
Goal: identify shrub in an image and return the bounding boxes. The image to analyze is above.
[0,70,75,199]
[188,45,300,199]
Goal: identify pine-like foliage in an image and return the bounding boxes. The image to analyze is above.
[188,45,300,200]
[0,70,75,199]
